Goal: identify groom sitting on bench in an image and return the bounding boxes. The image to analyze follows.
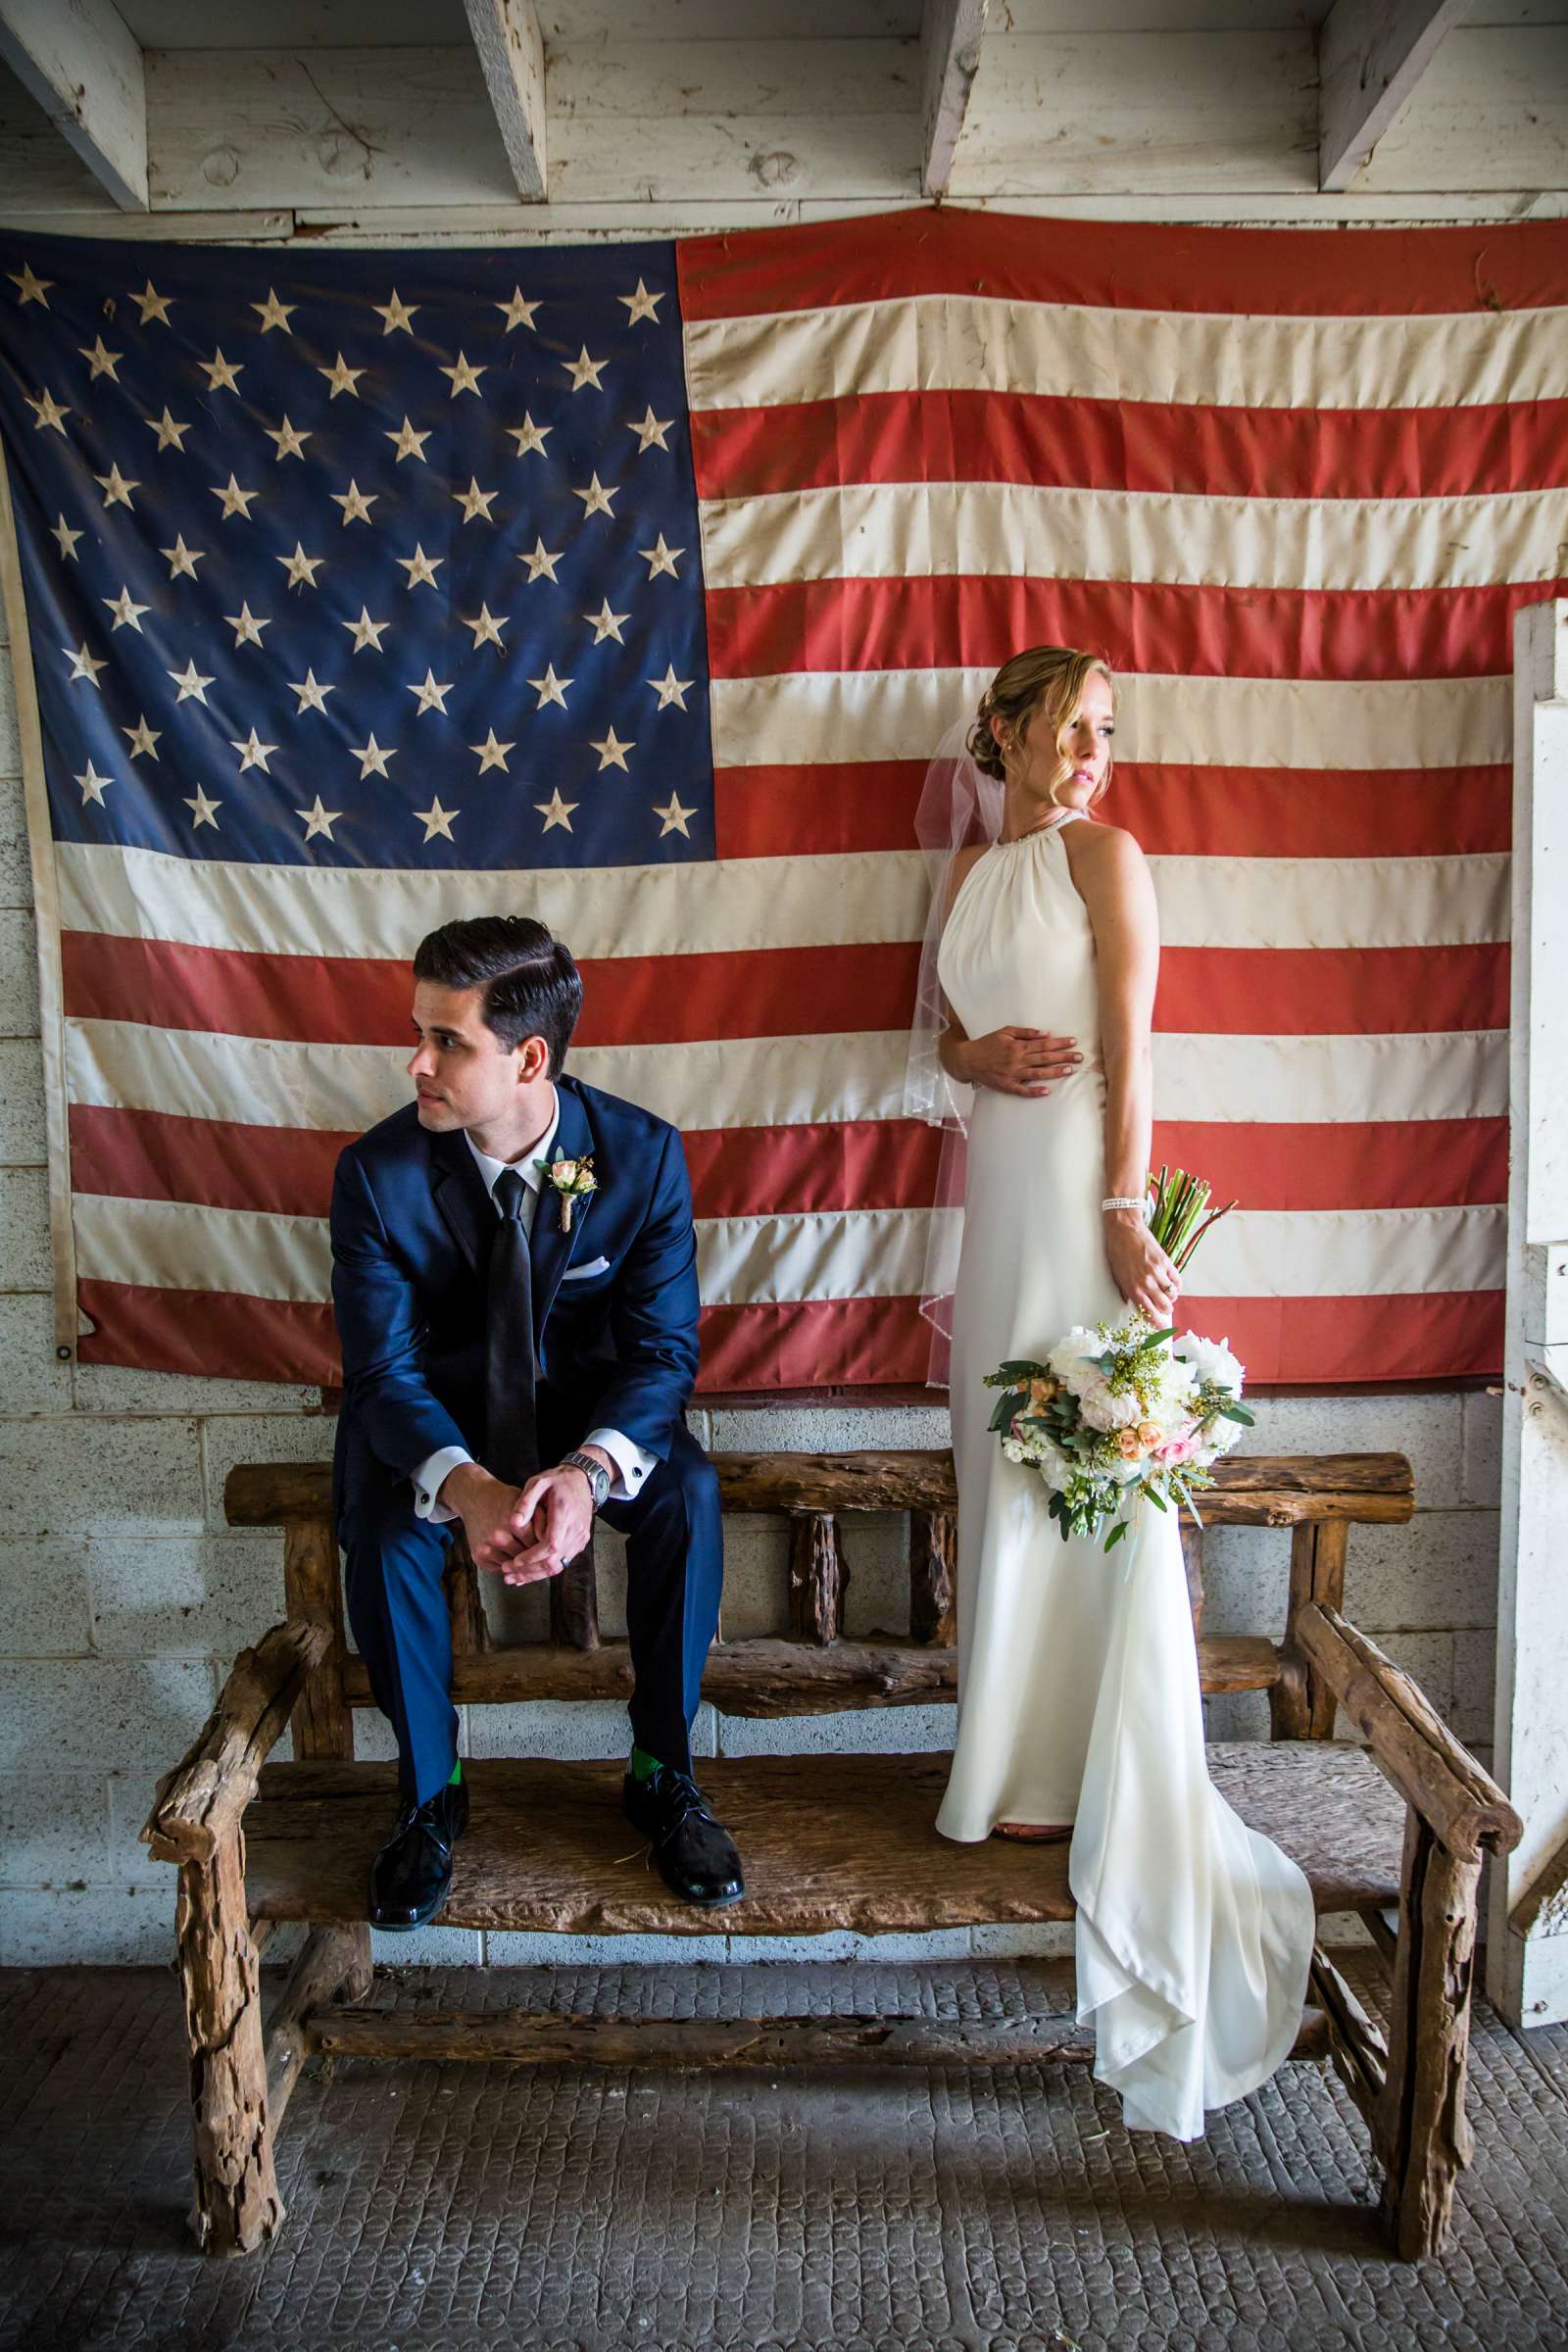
[328,913,744,1930]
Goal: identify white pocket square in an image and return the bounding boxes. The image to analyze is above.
[563,1255,611,1280]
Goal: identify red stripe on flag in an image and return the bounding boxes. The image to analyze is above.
[694,388,1568,505]
[60,933,924,1049]
[71,1103,1503,1222]
[705,574,1562,685]
[678,205,1568,320]
[1156,945,1508,1037]
[75,1280,341,1387]
[712,761,1511,861]
[1174,1290,1503,1386]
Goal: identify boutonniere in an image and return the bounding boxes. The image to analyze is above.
[535,1149,598,1233]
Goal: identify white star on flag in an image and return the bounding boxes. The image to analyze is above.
[508,415,550,458]
[535,789,576,831]
[278,542,325,589]
[453,478,499,523]
[318,353,366,399]
[122,715,162,760]
[374,290,418,335]
[528,665,572,710]
[398,545,443,590]
[585,601,628,645]
[25,387,68,434]
[74,761,111,806]
[344,607,390,652]
[654,793,697,838]
[52,515,82,562]
[441,352,486,397]
[184,786,220,829]
[64,642,107,687]
[572,473,617,517]
[9,263,51,307]
[351,735,396,779]
[226,603,270,648]
[265,416,312,462]
[94,465,138,510]
[619,279,663,323]
[253,287,296,333]
[416,798,458,843]
[79,336,122,381]
[231,727,277,774]
[289,669,334,714]
[564,346,608,392]
[627,407,673,454]
[647,664,693,710]
[590,728,634,772]
[103,585,148,632]
[200,348,242,393]
[462,605,507,649]
[162,534,204,579]
[497,288,541,331]
[132,279,172,326]
[212,475,259,520]
[330,481,377,525]
[471,730,514,773]
[147,407,190,453]
[169,660,214,705]
[386,416,431,463]
[639,534,682,579]
[296,797,342,841]
[519,539,562,584]
[408,669,454,715]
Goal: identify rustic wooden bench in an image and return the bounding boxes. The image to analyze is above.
[143,1447,1521,2265]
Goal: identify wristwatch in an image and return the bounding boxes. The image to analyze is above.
[561,1448,612,1512]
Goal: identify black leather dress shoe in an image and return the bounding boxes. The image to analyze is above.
[368,1779,469,1931]
[622,1765,746,1909]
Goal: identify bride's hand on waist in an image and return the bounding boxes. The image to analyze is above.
[1103,1211,1181,1324]
[956,1027,1081,1098]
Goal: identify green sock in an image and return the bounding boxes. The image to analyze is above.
[630,1744,662,1782]
[448,1758,463,1786]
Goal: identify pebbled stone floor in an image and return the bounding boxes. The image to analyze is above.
[1,1956,1565,2352]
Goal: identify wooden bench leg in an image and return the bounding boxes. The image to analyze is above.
[1376,1811,1482,2260]
[175,1834,282,2256]
[265,1924,372,2133]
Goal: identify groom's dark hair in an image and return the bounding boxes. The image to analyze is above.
[413,915,583,1077]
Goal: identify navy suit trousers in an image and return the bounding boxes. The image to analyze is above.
[339,1407,722,1805]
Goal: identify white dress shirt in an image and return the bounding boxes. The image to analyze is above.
[411,1088,657,1522]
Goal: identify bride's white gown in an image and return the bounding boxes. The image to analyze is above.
[934,817,1315,2140]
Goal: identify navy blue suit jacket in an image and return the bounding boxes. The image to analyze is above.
[329,1075,702,1502]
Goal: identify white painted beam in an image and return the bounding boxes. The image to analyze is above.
[1317,0,1468,192]
[921,0,988,197]
[464,0,546,202]
[0,0,148,212]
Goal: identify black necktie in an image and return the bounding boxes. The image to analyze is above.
[485,1166,539,1488]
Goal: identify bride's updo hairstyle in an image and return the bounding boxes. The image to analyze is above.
[967,645,1118,810]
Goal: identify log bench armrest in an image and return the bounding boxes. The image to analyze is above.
[141,1618,333,1866]
[1296,1602,1522,1862]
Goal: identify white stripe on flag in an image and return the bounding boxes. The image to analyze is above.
[56,840,1508,957]
[66,1019,1507,1135]
[683,294,1568,416]
[72,1192,1504,1308]
[709,666,1509,771]
[698,480,1568,596]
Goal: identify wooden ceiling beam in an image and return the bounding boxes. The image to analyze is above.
[0,0,148,211]
[463,0,547,202]
[921,0,989,198]
[1317,0,1468,192]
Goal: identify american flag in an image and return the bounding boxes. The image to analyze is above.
[1,211,1563,1394]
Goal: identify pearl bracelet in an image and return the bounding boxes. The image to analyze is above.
[1101,1195,1144,1213]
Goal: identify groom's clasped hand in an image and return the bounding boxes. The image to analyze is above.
[441,1457,595,1586]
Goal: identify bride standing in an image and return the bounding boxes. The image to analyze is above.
[909,645,1315,2141]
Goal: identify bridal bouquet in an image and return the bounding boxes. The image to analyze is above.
[984,1166,1250,1550]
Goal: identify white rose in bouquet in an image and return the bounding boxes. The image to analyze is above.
[1172,1330,1244,1396]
